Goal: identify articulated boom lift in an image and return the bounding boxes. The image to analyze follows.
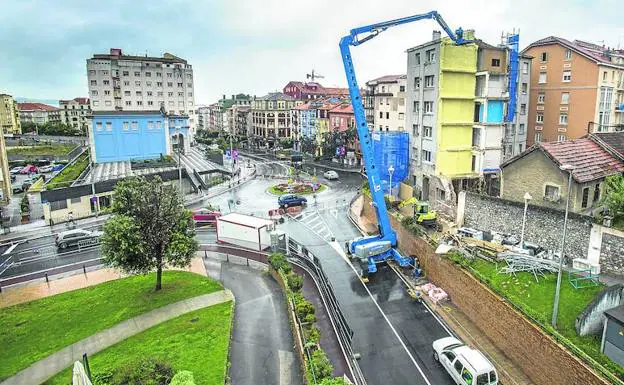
[341,11,472,277]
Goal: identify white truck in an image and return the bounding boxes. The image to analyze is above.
[216,213,275,251]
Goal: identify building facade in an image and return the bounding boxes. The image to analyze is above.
[523,37,624,145]
[89,111,171,163]
[283,81,349,100]
[365,75,407,132]
[86,48,196,139]
[59,97,90,133]
[0,94,21,135]
[169,115,190,154]
[18,103,61,125]
[196,105,210,131]
[250,93,299,147]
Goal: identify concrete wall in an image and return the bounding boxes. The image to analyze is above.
[601,233,624,275]
[576,284,624,336]
[360,196,609,385]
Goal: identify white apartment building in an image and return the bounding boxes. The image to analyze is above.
[59,97,90,133]
[86,48,196,139]
[365,75,407,132]
[196,105,210,131]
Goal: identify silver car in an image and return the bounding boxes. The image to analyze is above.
[323,170,339,180]
[55,229,102,249]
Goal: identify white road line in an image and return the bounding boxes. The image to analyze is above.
[3,243,19,255]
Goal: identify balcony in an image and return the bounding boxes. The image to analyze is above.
[616,104,624,112]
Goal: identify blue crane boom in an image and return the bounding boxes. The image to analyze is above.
[340,11,472,277]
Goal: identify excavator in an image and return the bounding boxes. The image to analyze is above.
[341,11,472,278]
[399,197,438,228]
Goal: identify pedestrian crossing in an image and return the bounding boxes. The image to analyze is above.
[292,210,334,242]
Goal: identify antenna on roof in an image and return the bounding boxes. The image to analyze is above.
[306,69,325,82]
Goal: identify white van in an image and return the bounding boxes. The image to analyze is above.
[433,337,498,385]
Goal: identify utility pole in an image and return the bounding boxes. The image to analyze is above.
[177,132,183,193]
[85,121,98,215]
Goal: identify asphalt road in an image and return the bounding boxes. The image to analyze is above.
[204,258,303,385]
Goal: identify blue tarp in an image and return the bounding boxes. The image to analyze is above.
[372,131,409,194]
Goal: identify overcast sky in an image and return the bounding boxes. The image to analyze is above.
[1,0,622,105]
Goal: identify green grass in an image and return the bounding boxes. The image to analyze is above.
[7,144,76,156]
[44,301,233,385]
[0,271,222,379]
[466,258,623,377]
[46,152,89,189]
[268,184,326,196]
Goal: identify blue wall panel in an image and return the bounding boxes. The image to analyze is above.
[487,101,504,123]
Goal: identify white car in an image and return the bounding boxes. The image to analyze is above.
[323,170,339,180]
[38,164,55,173]
[433,337,498,385]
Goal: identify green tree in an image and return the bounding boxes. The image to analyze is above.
[21,122,37,134]
[601,174,624,222]
[101,176,198,291]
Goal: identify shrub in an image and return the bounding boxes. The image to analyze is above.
[20,195,29,214]
[308,349,333,381]
[320,378,351,385]
[108,357,174,385]
[306,325,321,345]
[268,253,290,273]
[295,296,315,322]
[287,272,304,292]
[170,370,196,385]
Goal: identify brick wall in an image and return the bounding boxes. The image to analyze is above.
[601,233,624,275]
[462,191,593,260]
[361,196,609,385]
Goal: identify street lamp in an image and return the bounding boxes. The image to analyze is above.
[520,192,532,248]
[388,164,395,197]
[551,164,575,328]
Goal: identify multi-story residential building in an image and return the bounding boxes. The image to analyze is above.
[365,75,407,132]
[196,105,210,131]
[283,81,349,100]
[86,48,196,139]
[18,103,61,125]
[328,103,359,166]
[59,97,90,133]
[406,31,478,208]
[0,94,22,135]
[523,37,624,145]
[502,54,532,159]
[210,94,252,135]
[250,92,299,148]
[207,103,219,132]
[230,104,251,137]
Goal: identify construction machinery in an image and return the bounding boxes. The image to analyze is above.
[400,197,437,228]
[340,11,472,277]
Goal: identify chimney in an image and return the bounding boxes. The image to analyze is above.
[232,94,235,100]
[222,94,226,100]
[432,30,441,41]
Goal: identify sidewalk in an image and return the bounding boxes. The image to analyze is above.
[1,290,234,385]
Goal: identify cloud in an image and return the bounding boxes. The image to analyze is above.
[1,0,622,104]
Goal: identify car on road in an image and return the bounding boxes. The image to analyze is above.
[38,164,55,173]
[323,170,339,180]
[278,194,307,208]
[193,208,221,224]
[19,165,38,174]
[10,166,22,175]
[55,229,102,249]
[433,336,498,385]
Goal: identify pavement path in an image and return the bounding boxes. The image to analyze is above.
[0,290,233,385]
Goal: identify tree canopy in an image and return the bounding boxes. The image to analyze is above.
[101,176,198,290]
[601,174,624,225]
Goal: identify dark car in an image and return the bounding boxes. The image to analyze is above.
[278,194,307,208]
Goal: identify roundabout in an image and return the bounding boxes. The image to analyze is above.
[267,181,327,196]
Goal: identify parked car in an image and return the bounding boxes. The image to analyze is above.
[323,170,339,180]
[433,337,498,385]
[19,165,38,174]
[10,174,16,182]
[11,182,24,194]
[38,164,55,173]
[192,208,221,224]
[55,229,102,249]
[10,166,22,175]
[278,194,307,208]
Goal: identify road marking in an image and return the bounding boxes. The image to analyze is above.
[3,243,19,256]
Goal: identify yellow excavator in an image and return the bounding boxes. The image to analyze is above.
[399,197,437,228]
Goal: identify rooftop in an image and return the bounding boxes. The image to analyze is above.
[590,132,624,161]
[502,138,624,183]
[18,103,59,112]
[60,97,89,105]
[81,161,177,185]
[91,49,188,65]
[91,110,164,117]
[256,92,295,101]
[218,212,273,229]
[284,81,349,96]
[605,304,624,324]
[366,74,407,85]
[329,103,353,114]
[523,36,624,69]
[454,345,494,373]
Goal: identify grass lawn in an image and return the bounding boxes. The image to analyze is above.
[44,302,233,385]
[268,183,326,196]
[7,144,76,156]
[468,258,623,377]
[0,271,222,379]
[46,152,89,189]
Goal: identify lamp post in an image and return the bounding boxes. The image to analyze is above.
[520,192,532,248]
[388,164,395,197]
[551,164,575,328]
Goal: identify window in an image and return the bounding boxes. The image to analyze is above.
[541,52,548,62]
[158,91,163,97]
[537,113,544,123]
[188,92,193,97]
[168,101,174,106]
[423,126,432,138]
[520,104,526,115]
[71,197,82,204]
[522,62,529,74]
[168,92,173,97]
[399,113,404,120]
[535,132,542,143]
[88,69,96,75]
[422,150,432,162]
[157,81,163,87]
[413,77,421,89]
[471,155,477,172]
[477,373,490,385]
[50,200,68,211]
[156,121,162,129]
[145,71,151,77]
[562,71,572,82]
[426,49,436,62]
[146,81,152,87]
[134,71,140,77]
[95,122,103,131]
[424,101,433,114]
[454,360,463,375]
[123,80,130,86]
[603,71,608,82]
[582,187,589,208]
[442,351,456,361]
[538,93,545,104]
[90,80,97,86]
[379,111,383,119]
[157,72,162,77]
[415,53,421,65]
[105,122,112,131]
[104,100,112,107]
[167,73,172,78]
[147,91,153,97]
[412,124,419,136]
[385,126,389,131]
[147,121,154,130]
[378,125,383,131]
[136,91,142,96]
[178,92,184,97]
[178,101,184,107]
[559,113,568,125]
[425,75,435,88]
[545,185,559,199]
[519,143,524,153]
[386,112,389,119]
[561,92,569,104]
[125,101,131,106]
[136,100,143,106]
[436,188,446,201]
[519,124,525,134]
[103,80,110,86]
[521,83,527,94]
[399,85,405,92]
[131,121,138,130]
[491,58,501,67]
[539,72,547,84]
[557,134,567,141]
[147,101,153,106]
[413,101,419,113]
[386,98,390,105]
[122,121,129,130]
[124,90,131,96]
[177,82,183,87]
[168,82,173,87]
[135,81,141,86]
[594,184,600,203]
[91,90,98,96]
[122,71,129,76]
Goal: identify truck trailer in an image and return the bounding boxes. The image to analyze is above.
[216,213,275,251]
